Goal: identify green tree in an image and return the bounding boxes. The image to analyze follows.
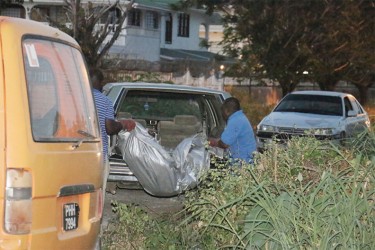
[46,0,133,69]
[177,1,313,96]
[180,0,375,100]
[343,0,375,104]
[222,1,312,96]
[302,0,375,104]
[302,0,345,90]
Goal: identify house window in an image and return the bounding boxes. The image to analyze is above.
[2,5,25,18]
[344,97,354,116]
[97,7,121,31]
[145,11,158,29]
[99,7,121,25]
[165,13,173,44]
[178,13,189,37]
[127,9,141,27]
[31,6,68,23]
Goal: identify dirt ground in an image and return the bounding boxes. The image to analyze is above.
[102,188,185,229]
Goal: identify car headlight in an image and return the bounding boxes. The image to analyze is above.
[310,128,334,136]
[258,124,277,132]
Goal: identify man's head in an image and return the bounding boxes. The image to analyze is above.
[89,68,104,91]
[221,97,241,121]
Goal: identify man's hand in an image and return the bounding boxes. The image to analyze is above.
[119,119,136,131]
[208,138,229,149]
[208,138,219,147]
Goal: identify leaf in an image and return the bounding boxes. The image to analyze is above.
[297,172,303,182]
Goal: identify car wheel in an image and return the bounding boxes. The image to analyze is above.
[339,131,347,146]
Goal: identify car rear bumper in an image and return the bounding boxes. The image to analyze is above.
[108,156,141,188]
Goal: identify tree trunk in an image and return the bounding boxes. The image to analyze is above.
[279,78,298,97]
[317,74,340,91]
[356,85,369,106]
[280,85,289,97]
[280,83,295,96]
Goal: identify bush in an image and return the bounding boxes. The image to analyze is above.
[182,135,375,249]
[102,134,375,249]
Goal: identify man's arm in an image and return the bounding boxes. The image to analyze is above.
[105,118,136,135]
[217,140,229,149]
[105,119,123,135]
[209,138,229,149]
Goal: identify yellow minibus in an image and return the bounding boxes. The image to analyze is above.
[0,17,103,249]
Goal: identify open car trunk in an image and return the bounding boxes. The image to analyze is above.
[115,124,209,197]
[107,85,228,196]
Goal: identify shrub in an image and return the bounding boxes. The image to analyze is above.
[182,136,375,249]
[102,134,375,249]
[101,201,151,249]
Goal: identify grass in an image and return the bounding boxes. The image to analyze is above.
[101,90,375,249]
[102,131,375,249]
[181,134,375,249]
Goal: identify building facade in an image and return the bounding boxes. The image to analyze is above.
[1,0,223,62]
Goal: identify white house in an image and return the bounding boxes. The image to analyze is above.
[1,0,224,62]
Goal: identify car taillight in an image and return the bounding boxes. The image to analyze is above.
[89,189,103,221]
[97,189,103,219]
[5,169,32,234]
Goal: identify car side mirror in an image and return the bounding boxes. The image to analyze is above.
[347,110,357,117]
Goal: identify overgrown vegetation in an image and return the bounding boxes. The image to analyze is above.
[101,81,375,249]
[102,130,375,249]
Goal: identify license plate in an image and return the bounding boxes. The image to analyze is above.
[63,203,79,231]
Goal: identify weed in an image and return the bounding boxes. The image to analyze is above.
[102,135,375,249]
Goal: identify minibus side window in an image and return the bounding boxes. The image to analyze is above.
[23,39,99,141]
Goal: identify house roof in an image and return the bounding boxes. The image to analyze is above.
[133,0,180,11]
[160,48,234,63]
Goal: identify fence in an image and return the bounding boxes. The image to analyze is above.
[103,69,280,91]
[103,69,375,107]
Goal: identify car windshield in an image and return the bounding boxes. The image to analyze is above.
[274,94,343,116]
[118,90,203,120]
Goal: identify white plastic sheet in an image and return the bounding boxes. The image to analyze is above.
[117,123,210,197]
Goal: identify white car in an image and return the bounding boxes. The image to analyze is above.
[256,90,370,150]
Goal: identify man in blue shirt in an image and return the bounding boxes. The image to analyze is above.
[91,69,135,194]
[209,97,256,164]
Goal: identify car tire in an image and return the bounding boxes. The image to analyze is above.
[339,131,347,146]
